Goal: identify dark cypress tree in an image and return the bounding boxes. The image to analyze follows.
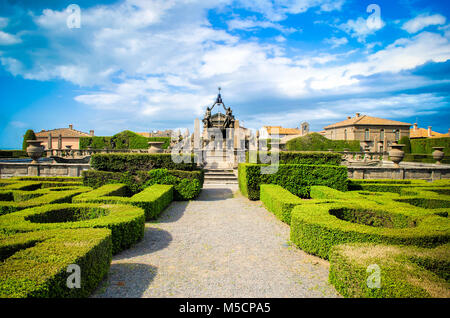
[22,129,37,150]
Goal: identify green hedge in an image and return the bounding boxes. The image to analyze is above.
[290,200,450,260]
[329,243,450,298]
[0,186,93,216]
[0,150,28,158]
[79,130,171,150]
[410,137,450,156]
[246,151,342,165]
[403,153,450,164]
[286,133,360,152]
[90,153,197,173]
[0,203,145,254]
[238,163,348,200]
[82,169,204,200]
[0,180,84,191]
[260,184,303,224]
[0,228,112,298]
[73,184,173,220]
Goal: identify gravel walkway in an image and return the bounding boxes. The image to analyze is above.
[92,185,340,298]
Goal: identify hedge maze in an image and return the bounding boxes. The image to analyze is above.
[0,173,177,298]
[248,153,450,298]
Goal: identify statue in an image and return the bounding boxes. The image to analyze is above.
[203,106,212,128]
[223,107,233,129]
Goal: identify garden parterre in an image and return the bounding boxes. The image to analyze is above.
[258,177,450,297]
[0,176,175,297]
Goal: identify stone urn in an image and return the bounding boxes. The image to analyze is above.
[389,143,405,168]
[148,141,164,154]
[26,140,44,164]
[432,147,445,165]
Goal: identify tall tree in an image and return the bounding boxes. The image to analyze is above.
[22,129,37,150]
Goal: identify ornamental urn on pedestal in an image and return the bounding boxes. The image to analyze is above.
[432,147,445,165]
[26,140,44,164]
[389,143,405,168]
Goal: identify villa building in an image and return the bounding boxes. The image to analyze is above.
[323,113,411,153]
[35,125,94,150]
[410,123,450,139]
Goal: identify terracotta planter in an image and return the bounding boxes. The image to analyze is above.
[432,147,445,165]
[389,143,405,168]
[26,140,44,164]
[148,141,164,154]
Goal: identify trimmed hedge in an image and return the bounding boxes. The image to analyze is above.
[73,184,173,220]
[79,130,171,150]
[0,150,27,158]
[0,228,112,298]
[260,184,303,224]
[0,203,145,254]
[0,180,84,191]
[329,243,450,298]
[90,153,197,173]
[82,169,203,200]
[410,137,450,156]
[0,186,93,216]
[246,151,343,165]
[286,133,360,152]
[238,163,348,200]
[290,199,450,259]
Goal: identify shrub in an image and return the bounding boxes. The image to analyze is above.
[143,169,201,201]
[0,150,27,158]
[22,129,36,151]
[90,153,197,173]
[246,151,342,165]
[286,133,360,152]
[238,163,348,200]
[73,184,173,220]
[289,200,450,260]
[0,186,93,216]
[329,243,450,298]
[410,137,450,156]
[399,136,412,153]
[260,184,303,224]
[0,228,112,298]
[79,130,171,150]
[0,203,145,254]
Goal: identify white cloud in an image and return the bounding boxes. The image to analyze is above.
[0,30,21,45]
[339,15,385,42]
[227,17,298,33]
[0,17,9,28]
[402,13,446,34]
[324,36,348,48]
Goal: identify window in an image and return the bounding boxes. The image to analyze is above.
[380,129,384,140]
[395,129,400,141]
[365,129,370,140]
[344,129,347,140]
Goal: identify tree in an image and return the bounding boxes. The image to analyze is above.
[399,136,411,153]
[22,129,37,150]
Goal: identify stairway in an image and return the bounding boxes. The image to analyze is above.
[204,169,238,185]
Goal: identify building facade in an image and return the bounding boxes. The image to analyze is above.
[35,125,94,150]
[323,113,411,153]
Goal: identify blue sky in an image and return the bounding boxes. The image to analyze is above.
[0,0,449,148]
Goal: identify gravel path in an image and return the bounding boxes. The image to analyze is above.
[92,185,340,298]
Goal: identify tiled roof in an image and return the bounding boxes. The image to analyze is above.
[324,115,411,129]
[35,128,91,138]
[264,126,302,135]
[410,128,448,139]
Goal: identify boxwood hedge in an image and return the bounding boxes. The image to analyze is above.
[290,200,450,259]
[260,184,303,224]
[238,163,348,200]
[0,203,145,254]
[73,184,174,220]
[329,243,450,298]
[246,151,343,165]
[0,228,112,298]
[90,153,197,173]
[0,186,93,216]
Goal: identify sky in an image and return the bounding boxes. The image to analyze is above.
[0,0,449,149]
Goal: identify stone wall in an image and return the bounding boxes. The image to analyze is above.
[347,165,450,181]
[0,162,90,178]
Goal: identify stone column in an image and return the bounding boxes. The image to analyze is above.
[193,118,202,165]
[58,134,62,150]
